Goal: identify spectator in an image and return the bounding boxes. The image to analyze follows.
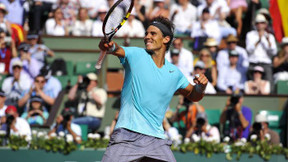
[68,73,107,132]
[40,66,62,100]
[56,0,80,33]
[134,0,150,29]
[185,116,220,143]
[0,105,31,137]
[217,34,249,71]
[170,95,205,136]
[165,37,194,78]
[249,113,280,145]
[116,10,145,38]
[9,42,41,80]
[72,7,93,36]
[273,37,288,83]
[18,74,56,112]
[1,0,24,25]
[203,37,218,61]
[0,27,16,74]
[197,0,236,39]
[0,3,12,34]
[0,89,7,117]
[2,60,32,106]
[245,66,270,95]
[45,7,69,36]
[228,0,247,36]
[146,0,170,21]
[246,14,277,91]
[191,7,221,46]
[79,0,106,19]
[217,50,247,93]
[190,61,216,94]
[48,108,82,144]
[91,5,107,37]
[21,95,49,125]
[194,48,217,87]
[27,31,55,68]
[170,0,197,36]
[30,0,58,32]
[220,91,252,141]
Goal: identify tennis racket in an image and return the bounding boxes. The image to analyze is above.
[95,0,134,69]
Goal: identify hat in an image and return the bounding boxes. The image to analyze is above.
[202,7,210,14]
[12,60,23,68]
[255,14,267,23]
[170,48,180,55]
[281,37,288,47]
[255,113,268,123]
[87,73,98,81]
[5,105,17,114]
[18,42,30,52]
[154,0,164,2]
[229,50,239,56]
[0,89,5,97]
[27,33,39,40]
[98,5,108,13]
[258,8,270,16]
[253,66,264,73]
[204,38,218,47]
[194,61,205,69]
[226,34,238,43]
[0,3,8,15]
[30,95,43,103]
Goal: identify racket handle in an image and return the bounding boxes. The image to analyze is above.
[95,50,107,69]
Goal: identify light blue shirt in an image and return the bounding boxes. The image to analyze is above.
[1,0,24,25]
[115,47,189,139]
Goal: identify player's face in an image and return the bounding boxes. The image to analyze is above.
[144,26,166,51]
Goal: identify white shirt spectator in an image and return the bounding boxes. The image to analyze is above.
[45,18,66,36]
[2,72,32,102]
[197,0,230,20]
[200,125,220,143]
[92,20,103,37]
[28,44,51,68]
[246,30,277,64]
[72,19,93,36]
[217,46,249,70]
[9,57,41,79]
[217,66,247,91]
[11,117,32,137]
[80,0,107,18]
[191,20,221,44]
[165,48,194,78]
[116,18,145,37]
[44,76,62,98]
[170,3,197,34]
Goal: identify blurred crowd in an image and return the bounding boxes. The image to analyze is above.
[0,0,287,144]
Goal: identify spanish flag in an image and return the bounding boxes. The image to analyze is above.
[11,24,24,45]
[270,0,288,42]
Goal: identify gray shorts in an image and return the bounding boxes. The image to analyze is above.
[101,128,176,162]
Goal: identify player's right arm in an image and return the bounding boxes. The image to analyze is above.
[98,38,125,58]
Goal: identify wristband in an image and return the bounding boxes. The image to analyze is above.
[108,44,116,53]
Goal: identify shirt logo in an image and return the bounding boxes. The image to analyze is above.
[169,70,174,73]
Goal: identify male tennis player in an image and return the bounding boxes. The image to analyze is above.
[99,16,208,162]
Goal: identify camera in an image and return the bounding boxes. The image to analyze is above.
[6,114,15,126]
[194,117,206,136]
[252,122,262,135]
[78,76,90,90]
[61,109,73,129]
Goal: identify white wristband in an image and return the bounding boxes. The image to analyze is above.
[108,44,116,53]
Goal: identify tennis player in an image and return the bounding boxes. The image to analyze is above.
[99,16,208,162]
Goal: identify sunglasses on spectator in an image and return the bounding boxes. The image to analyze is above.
[227,42,237,44]
[35,80,45,83]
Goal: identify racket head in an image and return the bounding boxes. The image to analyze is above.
[102,0,134,41]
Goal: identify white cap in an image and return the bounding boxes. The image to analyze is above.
[12,60,23,67]
[87,73,98,81]
[98,5,108,13]
[255,14,267,23]
[253,66,264,73]
[154,0,164,2]
[255,113,268,123]
[281,37,288,47]
[194,61,205,69]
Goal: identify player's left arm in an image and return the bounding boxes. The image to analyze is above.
[178,74,208,102]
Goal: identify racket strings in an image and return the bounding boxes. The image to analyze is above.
[104,0,131,35]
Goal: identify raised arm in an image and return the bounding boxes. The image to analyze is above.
[98,39,125,58]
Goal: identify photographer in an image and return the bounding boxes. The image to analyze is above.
[49,108,82,144]
[0,105,31,137]
[68,73,107,132]
[220,91,252,141]
[186,116,220,143]
[248,113,280,145]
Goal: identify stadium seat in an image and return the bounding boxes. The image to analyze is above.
[75,61,96,75]
[66,61,74,76]
[79,124,88,141]
[55,76,69,89]
[205,109,221,126]
[276,81,288,95]
[259,110,283,128]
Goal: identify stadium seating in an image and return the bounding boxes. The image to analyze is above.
[205,109,221,126]
[75,61,97,75]
[276,81,288,95]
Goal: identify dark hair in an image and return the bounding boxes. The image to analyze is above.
[35,74,46,81]
[151,16,174,51]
